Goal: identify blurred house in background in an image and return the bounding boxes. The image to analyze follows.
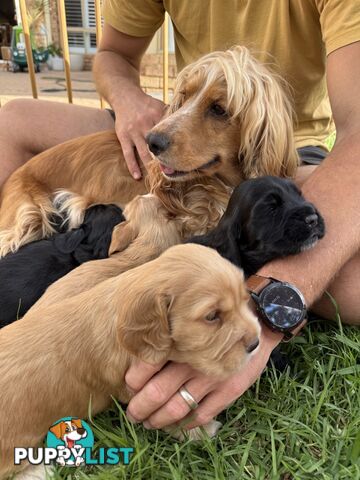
[0,0,176,94]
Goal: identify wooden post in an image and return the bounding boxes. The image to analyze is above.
[94,0,105,109]
[58,0,73,103]
[162,13,169,104]
[19,0,38,99]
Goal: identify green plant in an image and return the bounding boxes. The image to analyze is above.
[48,43,63,58]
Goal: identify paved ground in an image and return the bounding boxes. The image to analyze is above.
[0,70,103,107]
[0,69,162,108]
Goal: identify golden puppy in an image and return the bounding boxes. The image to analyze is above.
[0,244,260,478]
[31,193,181,309]
[0,46,297,257]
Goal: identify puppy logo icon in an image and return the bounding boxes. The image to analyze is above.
[46,417,94,467]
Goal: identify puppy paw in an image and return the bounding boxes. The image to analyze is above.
[187,420,222,440]
[164,419,222,441]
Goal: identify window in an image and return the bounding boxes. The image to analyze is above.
[64,1,174,55]
[64,0,96,53]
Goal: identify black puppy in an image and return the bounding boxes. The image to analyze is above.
[189,176,325,372]
[189,176,325,276]
[0,204,124,328]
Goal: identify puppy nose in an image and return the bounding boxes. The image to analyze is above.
[146,132,171,155]
[77,428,85,435]
[305,213,318,228]
[246,338,260,354]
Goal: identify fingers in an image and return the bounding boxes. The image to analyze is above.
[183,350,271,430]
[142,375,218,430]
[182,381,244,431]
[132,133,153,167]
[126,362,194,423]
[114,93,166,179]
[119,135,141,180]
[125,358,165,393]
[117,128,153,179]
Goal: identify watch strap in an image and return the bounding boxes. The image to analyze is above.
[246,275,272,295]
[283,318,307,341]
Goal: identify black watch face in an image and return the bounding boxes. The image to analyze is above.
[259,283,305,330]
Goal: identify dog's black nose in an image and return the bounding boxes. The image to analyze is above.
[246,338,260,354]
[305,213,318,228]
[146,132,171,156]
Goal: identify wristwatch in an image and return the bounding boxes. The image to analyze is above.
[247,275,307,340]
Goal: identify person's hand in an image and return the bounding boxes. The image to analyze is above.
[125,325,282,430]
[113,88,166,179]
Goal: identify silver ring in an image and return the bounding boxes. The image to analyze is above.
[178,386,198,410]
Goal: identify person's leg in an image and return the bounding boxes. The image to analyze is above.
[311,253,360,325]
[296,159,360,326]
[0,99,115,187]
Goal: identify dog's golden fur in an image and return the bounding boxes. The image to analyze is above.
[151,46,298,182]
[0,244,260,478]
[0,130,147,256]
[31,193,182,309]
[0,46,298,257]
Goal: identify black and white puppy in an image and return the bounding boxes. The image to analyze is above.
[189,176,325,276]
[0,204,124,328]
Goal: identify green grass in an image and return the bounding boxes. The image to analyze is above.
[52,316,360,480]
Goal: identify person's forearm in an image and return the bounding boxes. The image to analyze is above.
[93,50,144,111]
[259,129,360,306]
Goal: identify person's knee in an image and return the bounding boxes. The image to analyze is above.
[312,296,360,325]
[0,99,45,159]
[0,98,37,119]
[0,99,34,145]
[311,258,360,326]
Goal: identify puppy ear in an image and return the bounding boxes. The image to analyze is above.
[118,292,172,364]
[92,231,114,259]
[49,422,64,439]
[108,221,137,255]
[72,418,82,429]
[54,227,87,254]
[238,60,298,178]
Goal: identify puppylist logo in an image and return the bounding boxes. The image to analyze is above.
[14,417,134,467]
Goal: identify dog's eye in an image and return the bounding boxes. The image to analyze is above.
[266,194,283,210]
[209,103,227,117]
[205,310,221,323]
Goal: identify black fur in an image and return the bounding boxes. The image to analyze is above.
[189,176,325,371]
[0,204,124,328]
[189,176,325,276]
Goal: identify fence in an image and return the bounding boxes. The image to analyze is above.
[17,0,170,106]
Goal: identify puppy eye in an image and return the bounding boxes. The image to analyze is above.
[267,194,283,209]
[209,103,227,117]
[205,310,221,323]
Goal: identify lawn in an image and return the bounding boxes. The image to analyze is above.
[53,132,360,480]
[51,312,359,480]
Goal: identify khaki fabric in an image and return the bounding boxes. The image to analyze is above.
[103,0,360,150]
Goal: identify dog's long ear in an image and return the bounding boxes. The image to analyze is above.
[49,422,65,439]
[188,222,240,266]
[72,418,82,429]
[54,227,87,254]
[108,221,137,255]
[238,59,298,179]
[117,291,172,364]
